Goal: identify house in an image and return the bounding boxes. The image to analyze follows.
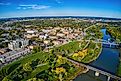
[29,45,36,49]
[52,41,60,45]
[42,29,51,33]
[49,36,57,40]
[24,29,39,38]
[63,31,69,35]
[25,33,39,39]
[39,34,48,39]
[57,33,65,37]
[27,30,38,34]
[0,49,7,54]
[43,40,50,44]
[54,27,61,30]
[1,33,9,37]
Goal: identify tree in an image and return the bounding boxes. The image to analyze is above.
[33,46,41,53]
[23,62,32,72]
[2,77,12,81]
[27,78,44,81]
[55,67,66,81]
[57,55,66,65]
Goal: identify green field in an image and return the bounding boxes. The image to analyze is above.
[0,41,86,81]
[0,52,50,81]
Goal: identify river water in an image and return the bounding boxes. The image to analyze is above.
[74,29,119,81]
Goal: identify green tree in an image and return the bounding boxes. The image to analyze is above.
[33,46,42,53]
[27,78,44,81]
[2,77,12,81]
[23,62,32,72]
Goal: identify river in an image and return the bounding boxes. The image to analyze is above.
[74,29,120,81]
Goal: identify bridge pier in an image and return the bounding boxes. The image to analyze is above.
[67,58,121,81]
[107,76,110,81]
[110,44,111,48]
[95,71,100,76]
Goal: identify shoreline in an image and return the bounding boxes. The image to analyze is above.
[71,43,102,80]
[85,43,103,63]
[117,48,121,77]
[67,65,89,81]
[72,68,89,81]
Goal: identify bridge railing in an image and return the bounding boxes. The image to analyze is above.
[67,58,121,80]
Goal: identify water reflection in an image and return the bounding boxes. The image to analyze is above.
[74,28,119,81]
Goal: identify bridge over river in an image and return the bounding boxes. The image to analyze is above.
[67,58,121,81]
[79,39,120,48]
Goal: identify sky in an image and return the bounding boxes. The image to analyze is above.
[0,0,121,18]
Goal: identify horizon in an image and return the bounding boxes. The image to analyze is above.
[1,15,121,20]
[0,0,121,18]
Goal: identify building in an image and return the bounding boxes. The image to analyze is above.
[57,33,65,37]
[0,49,7,55]
[24,29,39,38]
[25,34,39,39]
[8,39,29,50]
[52,41,60,45]
[39,34,48,39]
[0,48,31,64]
[42,29,51,33]
[27,30,38,34]
[43,40,50,44]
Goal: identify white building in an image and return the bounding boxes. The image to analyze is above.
[8,39,29,50]
[42,29,51,33]
[57,33,65,37]
[39,34,48,39]
[26,30,38,34]
[24,29,39,38]
[43,40,50,44]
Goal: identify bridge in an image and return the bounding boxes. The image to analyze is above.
[95,39,120,48]
[79,39,120,48]
[96,39,121,44]
[67,58,121,81]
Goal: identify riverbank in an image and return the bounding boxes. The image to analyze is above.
[117,48,121,77]
[81,25,103,63]
[66,65,88,81]
[66,42,103,80]
[107,27,121,42]
[74,28,120,81]
[106,27,121,76]
[81,42,102,63]
[72,68,89,81]
[83,43,102,63]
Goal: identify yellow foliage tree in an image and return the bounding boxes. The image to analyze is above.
[23,62,32,72]
[55,67,66,74]
[27,78,43,81]
[82,49,88,55]
[72,53,79,57]
[57,55,63,64]
[78,51,84,58]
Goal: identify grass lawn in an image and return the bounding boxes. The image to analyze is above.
[117,62,121,77]
[1,40,100,81]
[0,51,50,80]
[24,64,50,80]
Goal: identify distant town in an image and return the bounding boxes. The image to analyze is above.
[0,16,121,81]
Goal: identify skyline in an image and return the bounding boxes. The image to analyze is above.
[0,0,121,18]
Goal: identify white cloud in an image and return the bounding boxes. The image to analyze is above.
[55,0,62,4]
[0,3,11,5]
[19,5,36,7]
[16,7,21,9]
[17,4,50,10]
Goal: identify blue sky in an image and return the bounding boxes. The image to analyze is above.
[0,0,121,18]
